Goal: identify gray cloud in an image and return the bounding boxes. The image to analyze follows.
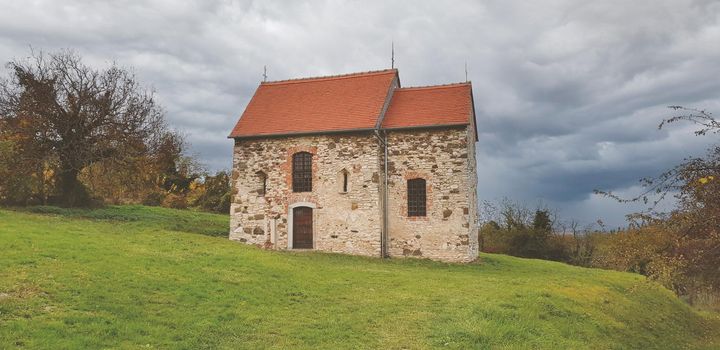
[1,0,718,226]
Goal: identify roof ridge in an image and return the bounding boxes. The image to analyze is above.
[262,68,398,86]
[397,81,471,91]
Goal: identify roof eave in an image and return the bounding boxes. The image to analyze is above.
[229,127,378,140]
[380,122,470,132]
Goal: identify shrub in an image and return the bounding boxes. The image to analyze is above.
[142,191,165,206]
[190,171,231,213]
[161,193,188,209]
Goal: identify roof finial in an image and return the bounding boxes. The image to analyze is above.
[464,61,468,82]
[263,65,267,82]
[391,41,395,69]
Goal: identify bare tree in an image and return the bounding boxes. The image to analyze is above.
[595,106,719,209]
[0,50,168,206]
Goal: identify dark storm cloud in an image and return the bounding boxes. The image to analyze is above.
[1,0,719,226]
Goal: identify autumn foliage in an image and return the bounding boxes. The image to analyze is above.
[0,49,230,213]
[482,108,719,309]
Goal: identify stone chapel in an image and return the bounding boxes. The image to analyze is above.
[228,69,478,262]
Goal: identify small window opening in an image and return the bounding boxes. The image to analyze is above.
[342,171,348,193]
[407,178,427,217]
[256,171,267,195]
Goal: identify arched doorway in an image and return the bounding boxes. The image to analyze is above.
[292,207,313,249]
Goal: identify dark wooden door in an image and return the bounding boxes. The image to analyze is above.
[293,207,313,249]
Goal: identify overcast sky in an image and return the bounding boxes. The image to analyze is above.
[1,0,718,227]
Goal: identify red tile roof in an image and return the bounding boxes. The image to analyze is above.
[228,69,398,137]
[228,69,476,139]
[381,83,473,129]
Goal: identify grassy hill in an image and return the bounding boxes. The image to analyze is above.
[1,206,718,349]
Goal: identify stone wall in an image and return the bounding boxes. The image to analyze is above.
[229,126,479,263]
[385,126,479,262]
[229,133,383,257]
[466,121,480,259]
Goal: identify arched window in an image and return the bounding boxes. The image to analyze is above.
[407,178,426,217]
[292,152,312,192]
[256,171,267,195]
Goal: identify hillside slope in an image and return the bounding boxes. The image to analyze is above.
[0,206,718,349]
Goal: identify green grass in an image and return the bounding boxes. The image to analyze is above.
[0,206,718,349]
[16,205,229,236]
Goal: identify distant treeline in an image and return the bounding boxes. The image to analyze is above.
[480,202,719,311]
